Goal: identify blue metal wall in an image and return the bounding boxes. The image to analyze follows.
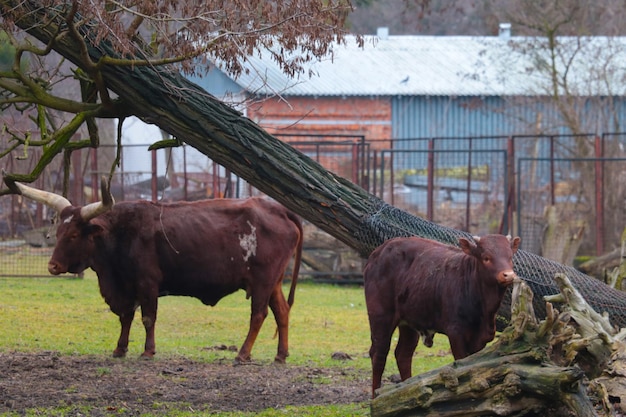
[391,95,626,140]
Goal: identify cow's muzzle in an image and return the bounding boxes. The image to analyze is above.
[497,270,517,286]
[48,261,65,275]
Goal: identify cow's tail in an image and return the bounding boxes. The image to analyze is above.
[273,211,303,340]
[286,211,303,309]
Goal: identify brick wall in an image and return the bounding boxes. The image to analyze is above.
[247,96,392,147]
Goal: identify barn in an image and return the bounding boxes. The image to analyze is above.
[190,26,626,141]
[187,28,626,259]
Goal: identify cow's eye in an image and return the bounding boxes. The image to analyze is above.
[483,256,491,263]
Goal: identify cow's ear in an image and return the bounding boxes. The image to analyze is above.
[510,236,521,253]
[458,238,477,256]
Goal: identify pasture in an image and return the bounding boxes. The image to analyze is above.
[0,271,453,416]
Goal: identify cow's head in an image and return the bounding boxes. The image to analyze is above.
[11,177,114,275]
[458,234,520,286]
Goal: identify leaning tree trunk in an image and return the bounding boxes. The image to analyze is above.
[7,0,626,334]
[0,1,509,258]
[1,0,382,256]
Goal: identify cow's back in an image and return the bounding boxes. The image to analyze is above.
[364,237,462,288]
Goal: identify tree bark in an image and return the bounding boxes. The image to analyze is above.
[608,227,626,290]
[578,227,626,288]
[372,360,589,417]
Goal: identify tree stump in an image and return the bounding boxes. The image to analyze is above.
[542,204,586,266]
[371,274,626,416]
[578,227,626,287]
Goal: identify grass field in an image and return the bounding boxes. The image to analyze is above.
[0,271,454,416]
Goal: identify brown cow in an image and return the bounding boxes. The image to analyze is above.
[10,178,303,363]
[363,234,520,396]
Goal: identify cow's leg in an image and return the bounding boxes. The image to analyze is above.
[395,325,419,381]
[447,330,471,360]
[268,283,290,363]
[236,296,269,363]
[113,311,134,357]
[368,315,396,398]
[139,296,158,358]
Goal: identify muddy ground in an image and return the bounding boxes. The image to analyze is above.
[0,351,371,415]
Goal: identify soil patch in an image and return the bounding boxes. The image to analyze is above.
[0,351,370,415]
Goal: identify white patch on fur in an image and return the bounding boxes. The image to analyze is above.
[64,215,73,224]
[239,221,257,262]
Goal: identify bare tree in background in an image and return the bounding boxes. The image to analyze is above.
[350,0,626,37]
[495,0,626,37]
[488,0,626,135]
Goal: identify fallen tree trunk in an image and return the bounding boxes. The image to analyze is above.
[372,355,589,416]
[371,275,626,416]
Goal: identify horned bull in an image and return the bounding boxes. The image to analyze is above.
[7,177,303,363]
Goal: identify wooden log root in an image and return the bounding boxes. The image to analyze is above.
[371,274,626,417]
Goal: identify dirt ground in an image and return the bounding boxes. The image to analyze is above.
[0,350,371,415]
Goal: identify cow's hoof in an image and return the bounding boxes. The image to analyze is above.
[273,356,287,364]
[389,374,402,383]
[233,355,251,366]
[140,351,155,359]
[112,349,127,358]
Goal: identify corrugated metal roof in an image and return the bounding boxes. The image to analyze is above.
[224,35,626,97]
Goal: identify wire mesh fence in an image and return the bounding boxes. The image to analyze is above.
[517,157,626,256]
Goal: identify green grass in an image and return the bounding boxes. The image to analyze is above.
[0,273,454,416]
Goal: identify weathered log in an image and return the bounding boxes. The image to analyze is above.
[592,342,626,415]
[577,228,626,286]
[372,357,589,416]
[545,273,617,375]
[546,271,626,415]
[371,275,626,417]
[578,248,621,281]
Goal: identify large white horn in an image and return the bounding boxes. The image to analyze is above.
[14,182,72,213]
[80,176,114,221]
